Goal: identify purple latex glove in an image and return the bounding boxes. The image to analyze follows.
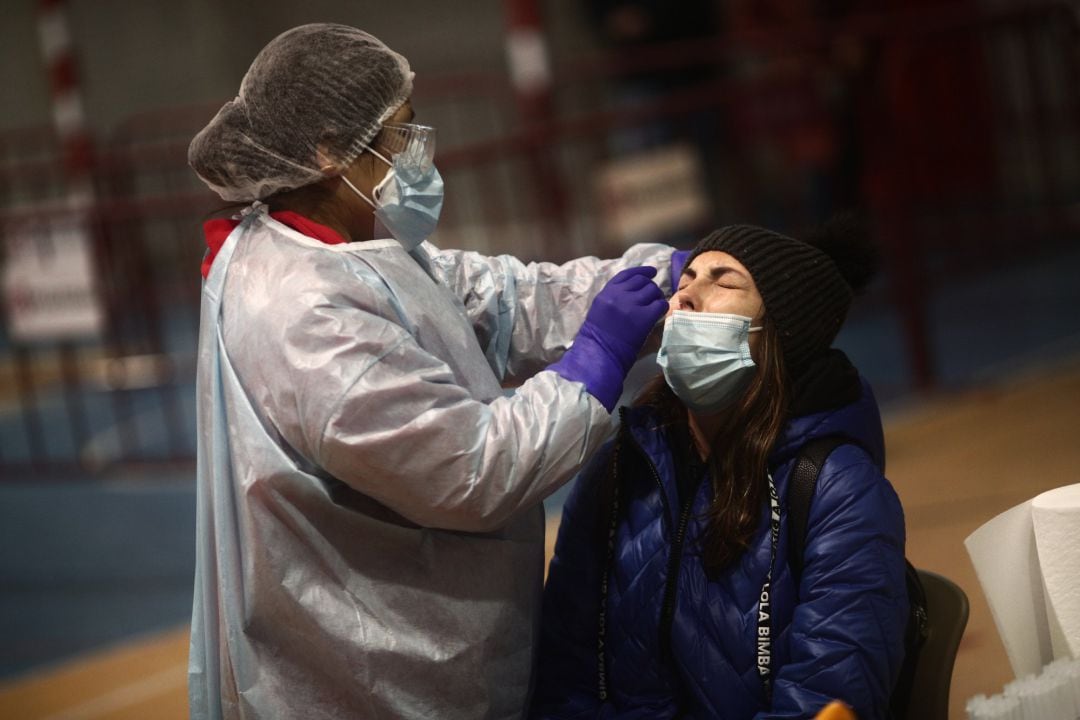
[670,249,691,293]
[549,266,668,411]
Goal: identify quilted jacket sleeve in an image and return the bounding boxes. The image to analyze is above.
[759,445,908,720]
[530,445,614,720]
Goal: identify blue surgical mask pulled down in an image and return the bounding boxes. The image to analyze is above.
[656,310,763,414]
[343,148,444,250]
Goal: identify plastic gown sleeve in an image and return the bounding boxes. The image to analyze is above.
[424,242,678,384]
[282,296,611,533]
[758,448,908,720]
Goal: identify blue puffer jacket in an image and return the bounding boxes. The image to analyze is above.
[532,378,908,720]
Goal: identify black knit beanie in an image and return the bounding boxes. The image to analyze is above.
[687,223,870,377]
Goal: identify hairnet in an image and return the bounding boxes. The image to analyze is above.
[189,23,414,202]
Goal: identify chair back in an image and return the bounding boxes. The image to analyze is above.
[904,569,970,720]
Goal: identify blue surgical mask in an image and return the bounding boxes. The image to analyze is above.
[343,135,444,251]
[656,310,763,413]
[371,153,444,250]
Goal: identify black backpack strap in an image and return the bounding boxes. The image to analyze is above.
[786,435,851,583]
[890,560,930,720]
[787,435,930,720]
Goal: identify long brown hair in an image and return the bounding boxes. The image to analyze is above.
[608,317,790,576]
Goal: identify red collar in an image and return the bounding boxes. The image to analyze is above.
[201,210,346,278]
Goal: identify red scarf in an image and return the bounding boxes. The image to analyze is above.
[201,210,346,278]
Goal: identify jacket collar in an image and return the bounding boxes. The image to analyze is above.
[619,405,681,526]
[619,358,885,478]
[201,208,346,279]
[770,372,885,471]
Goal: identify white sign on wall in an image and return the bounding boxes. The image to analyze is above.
[595,142,710,246]
[2,215,104,342]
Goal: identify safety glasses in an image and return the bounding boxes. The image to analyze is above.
[376,123,437,171]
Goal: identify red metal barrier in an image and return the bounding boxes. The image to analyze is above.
[0,2,1076,477]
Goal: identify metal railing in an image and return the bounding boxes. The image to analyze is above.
[0,2,1076,478]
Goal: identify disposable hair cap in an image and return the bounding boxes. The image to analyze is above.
[189,23,414,202]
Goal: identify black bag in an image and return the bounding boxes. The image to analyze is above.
[786,435,929,720]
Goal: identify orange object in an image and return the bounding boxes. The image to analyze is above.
[814,700,856,720]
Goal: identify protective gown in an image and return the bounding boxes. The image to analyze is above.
[189,205,674,720]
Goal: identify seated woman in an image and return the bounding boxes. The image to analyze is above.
[532,222,909,720]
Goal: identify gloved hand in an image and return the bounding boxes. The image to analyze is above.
[670,249,691,293]
[549,266,668,412]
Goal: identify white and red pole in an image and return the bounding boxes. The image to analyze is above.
[37,0,95,205]
[26,0,105,351]
[503,0,570,251]
[504,0,553,123]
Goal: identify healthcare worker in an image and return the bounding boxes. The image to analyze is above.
[187,23,684,720]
